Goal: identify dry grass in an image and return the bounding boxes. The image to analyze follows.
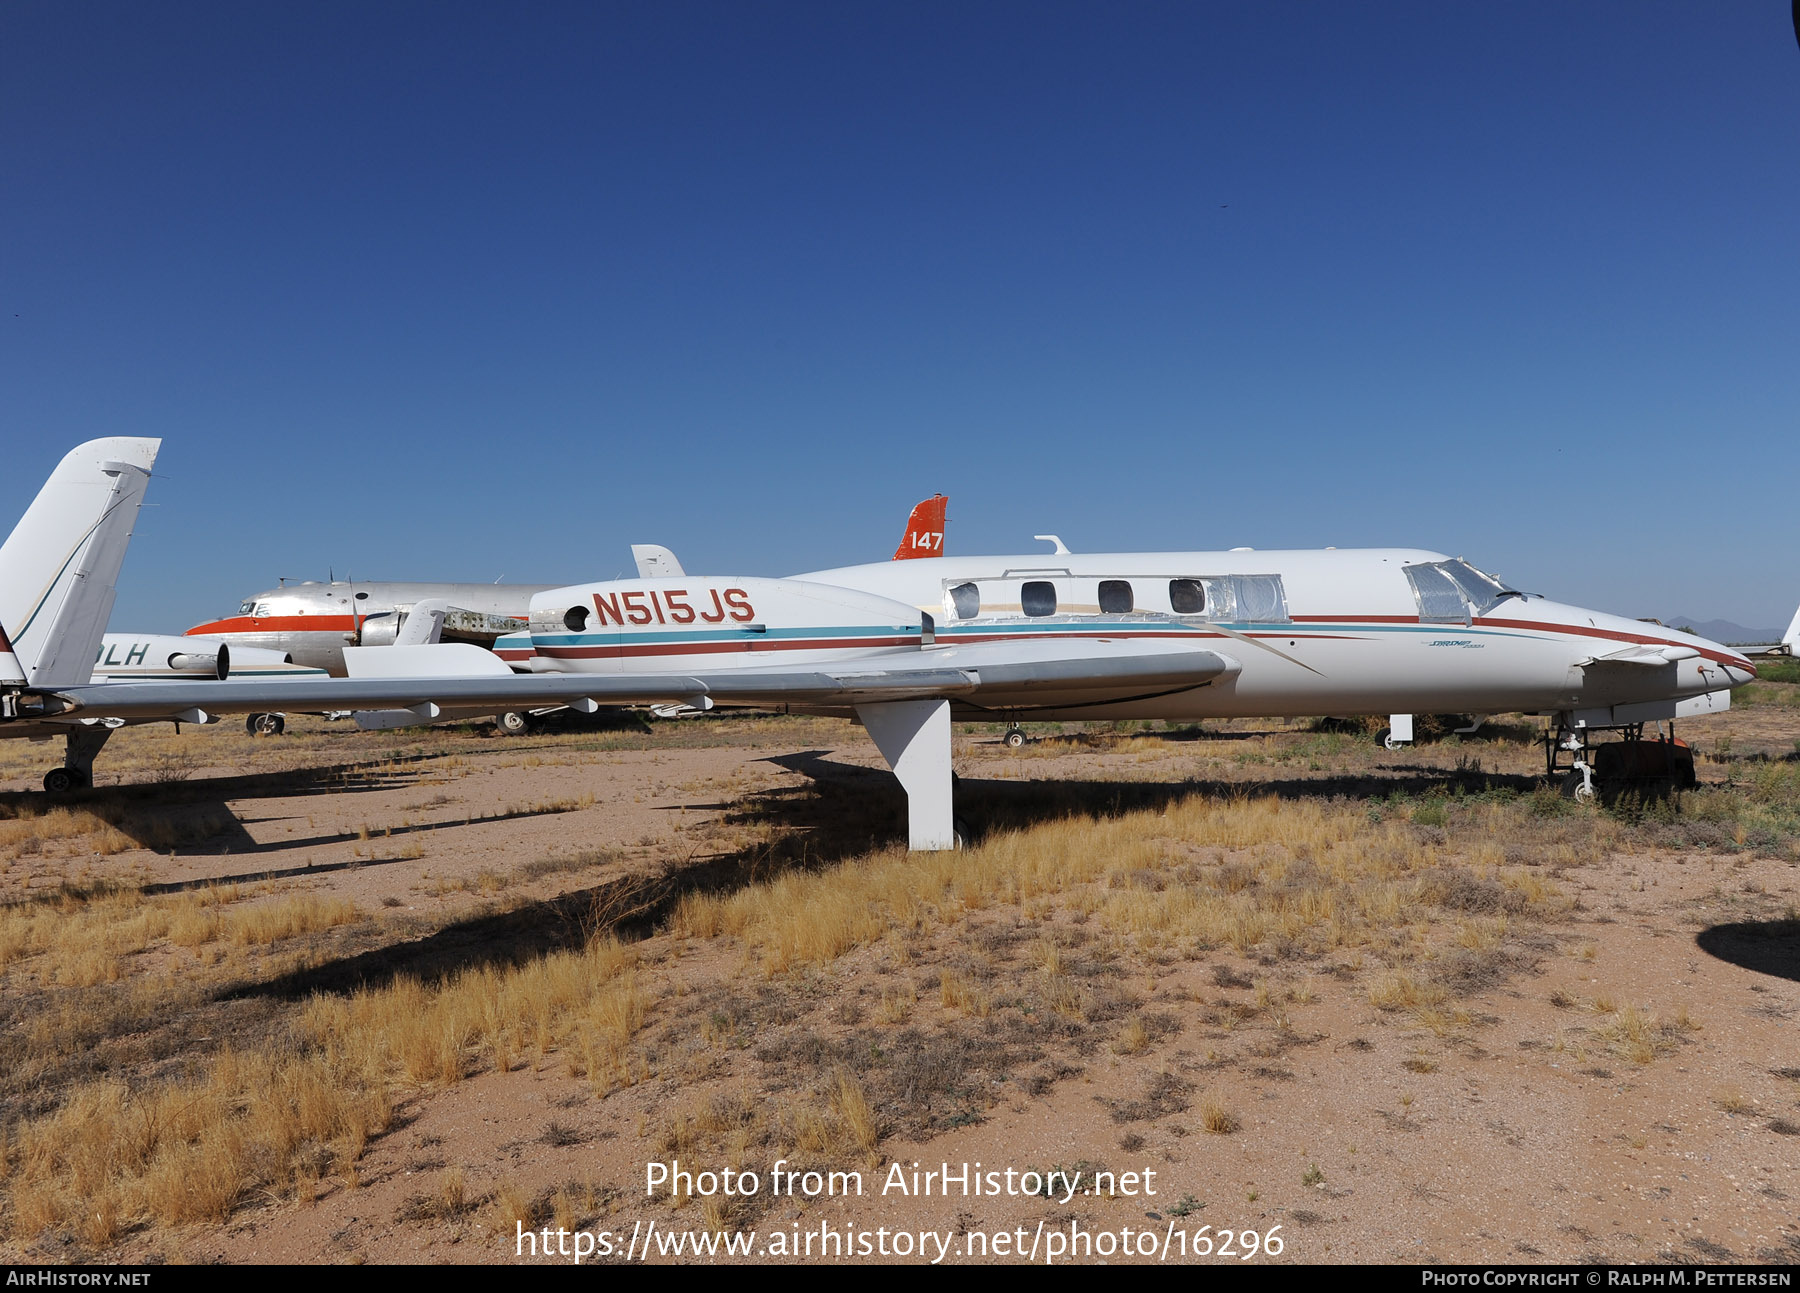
[4,704,1793,1256]
[1199,1094,1241,1134]
[671,794,1565,979]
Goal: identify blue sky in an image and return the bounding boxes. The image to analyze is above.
[5,2,1797,633]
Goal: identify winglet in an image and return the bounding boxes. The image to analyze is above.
[1784,603,1800,656]
[893,495,948,560]
[632,545,686,578]
[0,438,161,687]
[396,599,450,646]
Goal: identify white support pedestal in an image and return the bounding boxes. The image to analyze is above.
[1387,713,1414,748]
[856,698,956,851]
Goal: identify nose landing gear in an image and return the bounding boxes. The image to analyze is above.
[1546,721,1694,804]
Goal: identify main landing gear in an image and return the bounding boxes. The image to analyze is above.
[246,712,286,736]
[1003,724,1027,749]
[42,725,113,795]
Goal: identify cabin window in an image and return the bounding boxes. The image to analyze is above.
[1021,581,1057,617]
[948,582,980,619]
[1169,579,1205,615]
[1098,580,1134,614]
[563,605,590,632]
[355,591,369,601]
[1232,574,1289,623]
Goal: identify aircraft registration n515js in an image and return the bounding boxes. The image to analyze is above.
[0,440,1761,848]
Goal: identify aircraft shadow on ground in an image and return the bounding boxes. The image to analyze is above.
[228,750,1542,1003]
[0,754,510,864]
[1694,919,1800,984]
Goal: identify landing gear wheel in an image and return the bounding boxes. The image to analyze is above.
[1559,770,1597,803]
[43,767,86,795]
[246,713,264,735]
[1004,727,1026,749]
[953,816,972,849]
[1374,727,1391,749]
[496,711,530,736]
[252,713,285,737]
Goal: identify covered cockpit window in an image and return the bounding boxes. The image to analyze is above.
[1021,581,1057,617]
[1440,559,1515,614]
[1405,559,1519,622]
[1098,580,1134,614]
[948,582,980,619]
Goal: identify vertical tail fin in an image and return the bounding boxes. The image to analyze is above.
[1783,603,1800,656]
[893,494,948,560]
[0,438,161,686]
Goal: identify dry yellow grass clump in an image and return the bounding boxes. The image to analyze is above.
[301,935,642,1091]
[6,1050,390,1244]
[672,793,1552,975]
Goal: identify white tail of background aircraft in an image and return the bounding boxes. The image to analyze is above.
[0,438,160,688]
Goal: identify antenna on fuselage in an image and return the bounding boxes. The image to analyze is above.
[1034,535,1072,555]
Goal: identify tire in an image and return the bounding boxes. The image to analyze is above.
[1374,727,1391,749]
[953,816,973,849]
[1558,770,1596,803]
[1004,728,1026,749]
[245,713,264,735]
[496,711,530,736]
[43,767,80,794]
[253,712,284,737]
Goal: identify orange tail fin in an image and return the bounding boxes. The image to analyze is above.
[893,494,948,559]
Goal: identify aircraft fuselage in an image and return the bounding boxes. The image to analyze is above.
[517,548,1754,728]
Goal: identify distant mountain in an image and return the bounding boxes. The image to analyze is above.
[1654,617,1784,646]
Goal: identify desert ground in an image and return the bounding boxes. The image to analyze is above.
[1,675,1796,1265]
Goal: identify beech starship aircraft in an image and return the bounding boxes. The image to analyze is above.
[0,439,1764,848]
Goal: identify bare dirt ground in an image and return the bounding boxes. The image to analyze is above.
[1,686,1796,1266]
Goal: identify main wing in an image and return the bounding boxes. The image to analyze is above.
[18,637,1237,722]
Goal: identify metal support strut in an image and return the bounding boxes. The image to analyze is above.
[856,698,957,851]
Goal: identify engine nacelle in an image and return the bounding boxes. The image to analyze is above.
[165,645,230,679]
[355,613,400,648]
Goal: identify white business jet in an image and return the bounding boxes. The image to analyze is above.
[0,441,1762,847]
